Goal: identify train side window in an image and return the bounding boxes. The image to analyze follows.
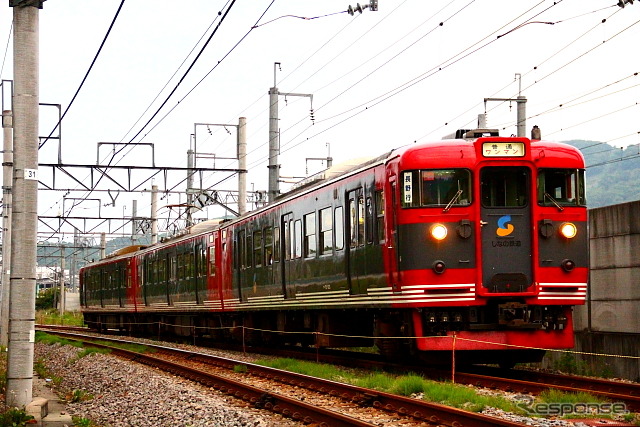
[177,253,184,280]
[254,230,263,267]
[273,226,280,262]
[238,230,246,269]
[222,229,227,252]
[264,227,273,265]
[319,207,333,254]
[284,220,291,261]
[537,168,586,206]
[366,197,373,244]
[294,219,302,259]
[335,206,344,250]
[171,256,177,282]
[375,190,385,243]
[185,252,191,279]
[246,233,253,268]
[358,196,365,246]
[349,198,357,248]
[158,259,166,283]
[304,212,317,258]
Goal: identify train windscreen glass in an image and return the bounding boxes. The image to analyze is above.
[537,168,586,207]
[481,167,529,207]
[401,169,471,208]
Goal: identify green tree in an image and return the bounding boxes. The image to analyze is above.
[36,288,59,310]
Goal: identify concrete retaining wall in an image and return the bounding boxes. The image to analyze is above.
[564,200,640,380]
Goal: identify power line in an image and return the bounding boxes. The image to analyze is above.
[0,20,12,79]
[39,0,126,151]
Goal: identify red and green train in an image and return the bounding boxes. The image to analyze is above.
[80,128,588,366]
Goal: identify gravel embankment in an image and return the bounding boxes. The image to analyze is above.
[34,343,302,427]
[34,340,631,427]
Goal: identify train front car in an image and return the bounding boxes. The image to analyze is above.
[388,130,587,365]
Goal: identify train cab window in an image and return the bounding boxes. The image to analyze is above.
[304,213,317,258]
[481,167,529,207]
[375,190,385,243]
[319,207,333,255]
[335,206,344,250]
[537,168,586,207]
[401,169,471,207]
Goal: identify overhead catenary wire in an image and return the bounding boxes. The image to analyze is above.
[35,1,640,244]
[39,0,262,241]
[39,0,126,151]
[0,20,12,79]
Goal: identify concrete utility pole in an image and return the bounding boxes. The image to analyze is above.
[484,73,526,138]
[131,199,138,244]
[151,184,158,244]
[186,149,194,227]
[237,117,247,215]
[7,0,42,408]
[100,233,106,259]
[1,110,13,347]
[58,255,65,315]
[268,62,313,203]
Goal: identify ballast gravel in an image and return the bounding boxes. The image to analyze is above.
[34,341,624,427]
[34,343,302,427]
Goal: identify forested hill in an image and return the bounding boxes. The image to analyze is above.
[564,139,640,208]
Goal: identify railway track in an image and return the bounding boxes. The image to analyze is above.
[37,325,640,412]
[36,327,526,426]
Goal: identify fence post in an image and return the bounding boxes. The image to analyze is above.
[452,332,457,384]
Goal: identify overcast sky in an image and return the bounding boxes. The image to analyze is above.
[1,0,639,242]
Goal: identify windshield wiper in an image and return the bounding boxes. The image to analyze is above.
[544,192,564,212]
[443,189,463,212]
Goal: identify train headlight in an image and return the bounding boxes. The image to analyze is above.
[559,222,577,239]
[430,224,448,241]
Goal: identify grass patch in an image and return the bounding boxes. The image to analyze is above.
[66,389,94,403]
[0,407,35,426]
[36,309,85,327]
[550,352,615,379]
[233,364,248,374]
[92,340,150,354]
[539,389,608,406]
[34,358,63,386]
[72,416,97,427]
[35,331,84,348]
[256,358,521,414]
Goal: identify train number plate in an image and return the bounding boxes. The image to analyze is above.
[482,142,525,157]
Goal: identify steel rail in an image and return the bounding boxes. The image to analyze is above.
[37,327,525,427]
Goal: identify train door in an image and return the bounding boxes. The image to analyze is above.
[280,213,294,298]
[346,188,367,295]
[195,240,205,304]
[388,178,400,290]
[236,229,246,301]
[479,166,532,292]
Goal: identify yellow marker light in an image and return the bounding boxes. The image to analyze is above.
[559,222,577,239]
[430,224,448,241]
